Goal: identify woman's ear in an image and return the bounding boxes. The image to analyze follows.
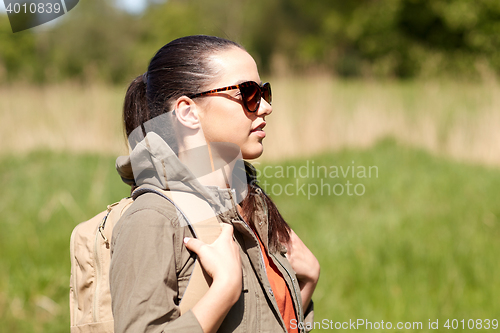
[174,96,200,130]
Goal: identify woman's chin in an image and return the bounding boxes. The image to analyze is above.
[241,144,264,160]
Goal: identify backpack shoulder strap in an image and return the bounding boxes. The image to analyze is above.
[132,187,222,314]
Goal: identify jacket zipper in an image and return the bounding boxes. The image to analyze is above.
[236,188,303,333]
[255,187,268,217]
[251,188,268,271]
[231,192,292,332]
[92,205,115,322]
[272,253,305,333]
[93,224,103,322]
[240,219,267,274]
[255,187,305,333]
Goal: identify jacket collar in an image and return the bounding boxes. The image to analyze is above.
[116,113,248,214]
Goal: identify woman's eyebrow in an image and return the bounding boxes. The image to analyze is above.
[234,79,263,86]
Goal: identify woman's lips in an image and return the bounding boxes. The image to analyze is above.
[251,123,266,138]
[251,128,266,138]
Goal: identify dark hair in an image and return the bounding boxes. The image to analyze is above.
[123,35,290,251]
[242,170,291,251]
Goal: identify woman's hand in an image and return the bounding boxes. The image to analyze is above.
[285,229,320,312]
[184,222,242,292]
[183,223,242,333]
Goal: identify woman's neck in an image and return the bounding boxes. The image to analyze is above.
[196,164,233,189]
[177,142,236,189]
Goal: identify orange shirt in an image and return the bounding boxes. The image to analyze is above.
[254,233,298,333]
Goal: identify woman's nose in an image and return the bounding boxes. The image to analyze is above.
[258,98,272,117]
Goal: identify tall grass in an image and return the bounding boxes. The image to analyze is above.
[267,76,500,165]
[1,77,500,165]
[0,83,128,156]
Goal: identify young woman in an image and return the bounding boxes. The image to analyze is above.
[110,35,320,333]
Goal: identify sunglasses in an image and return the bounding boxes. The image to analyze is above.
[189,81,272,113]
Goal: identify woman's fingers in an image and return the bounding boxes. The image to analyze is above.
[184,223,234,253]
[217,222,235,242]
[183,222,241,282]
[183,236,205,254]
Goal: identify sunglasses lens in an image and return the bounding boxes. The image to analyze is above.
[240,82,272,112]
[241,83,260,112]
[262,82,272,105]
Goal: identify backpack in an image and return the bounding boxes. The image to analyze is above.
[69,189,221,333]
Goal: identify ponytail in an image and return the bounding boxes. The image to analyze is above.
[123,73,149,138]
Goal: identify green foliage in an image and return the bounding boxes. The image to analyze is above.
[0,16,37,81]
[1,0,500,81]
[1,142,499,331]
[260,140,500,325]
[0,151,129,332]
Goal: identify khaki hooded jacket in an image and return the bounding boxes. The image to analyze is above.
[109,130,314,333]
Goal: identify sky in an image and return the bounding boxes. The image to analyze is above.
[114,0,148,14]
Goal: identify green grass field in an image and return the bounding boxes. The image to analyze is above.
[265,140,500,330]
[1,140,499,332]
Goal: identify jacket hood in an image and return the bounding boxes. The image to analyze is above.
[116,112,249,214]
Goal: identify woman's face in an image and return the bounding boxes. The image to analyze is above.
[196,47,272,160]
